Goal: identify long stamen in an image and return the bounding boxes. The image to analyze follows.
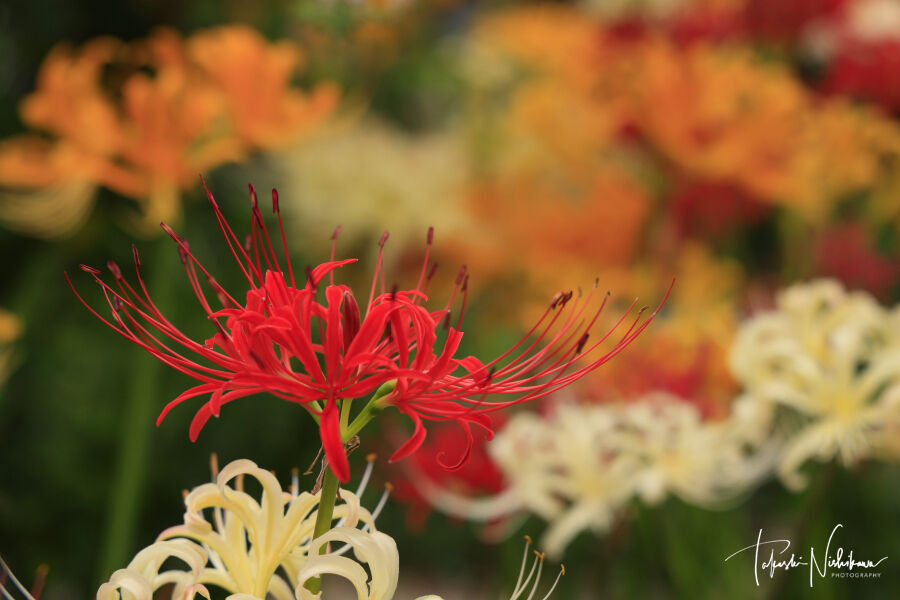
[0,558,35,600]
[525,551,545,600]
[271,188,295,286]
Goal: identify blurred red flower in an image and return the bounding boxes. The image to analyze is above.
[824,38,900,112]
[816,222,898,298]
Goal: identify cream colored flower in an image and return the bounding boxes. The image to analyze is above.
[96,540,211,600]
[619,393,775,507]
[730,279,900,489]
[271,118,472,264]
[94,458,562,600]
[99,457,399,600]
[420,395,768,557]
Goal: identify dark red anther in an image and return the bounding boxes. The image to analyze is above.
[550,291,563,309]
[244,234,252,253]
[112,296,123,312]
[379,231,390,248]
[177,244,189,265]
[427,226,434,245]
[80,264,101,276]
[331,225,342,240]
[390,283,398,302]
[576,332,590,354]
[107,261,123,280]
[341,292,361,349]
[248,183,258,208]
[483,365,497,385]
[427,262,438,281]
[461,275,469,293]
[442,311,452,330]
[271,188,280,213]
[160,222,177,238]
[132,244,141,267]
[455,265,468,285]
[305,265,316,289]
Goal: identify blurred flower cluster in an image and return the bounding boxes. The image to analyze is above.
[2,0,900,597]
[0,25,337,237]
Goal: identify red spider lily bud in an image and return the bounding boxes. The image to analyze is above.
[341,291,361,349]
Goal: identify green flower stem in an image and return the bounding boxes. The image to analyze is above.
[305,381,395,594]
[97,235,175,582]
[343,380,395,440]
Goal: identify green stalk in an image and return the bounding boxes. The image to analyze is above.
[304,381,395,593]
[96,234,174,581]
[304,467,341,594]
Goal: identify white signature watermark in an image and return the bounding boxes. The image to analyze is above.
[725,524,887,587]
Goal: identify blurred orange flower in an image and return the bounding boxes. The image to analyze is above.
[188,26,339,150]
[603,35,900,220]
[0,25,338,238]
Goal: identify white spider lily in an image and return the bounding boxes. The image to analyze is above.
[98,456,398,600]
[8,466,563,600]
[731,279,900,489]
[417,396,770,557]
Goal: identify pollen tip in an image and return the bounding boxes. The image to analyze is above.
[271,188,280,213]
[132,244,141,266]
[576,332,589,354]
[534,550,546,561]
[561,564,566,575]
[160,223,180,241]
[182,489,189,500]
[524,535,532,544]
[366,453,377,462]
[426,226,434,244]
[455,264,467,285]
[384,481,394,492]
[291,466,300,475]
[331,225,342,240]
[106,260,123,279]
[79,264,101,275]
[248,183,258,207]
[210,452,219,477]
[379,231,390,248]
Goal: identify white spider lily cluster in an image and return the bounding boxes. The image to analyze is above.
[420,394,771,557]
[730,278,900,489]
[89,457,563,600]
[96,457,399,600]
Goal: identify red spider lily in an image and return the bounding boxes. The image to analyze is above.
[68,181,667,482]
